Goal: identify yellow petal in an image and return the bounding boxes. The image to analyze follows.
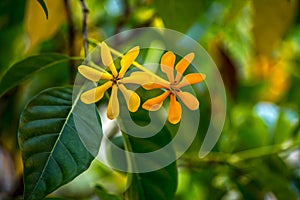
[78,65,112,81]
[161,51,175,82]
[178,73,206,88]
[142,91,171,111]
[142,83,168,90]
[175,53,194,82]
[119,84,140,112]
[101,42,118,77]
[177,92,199,110]
[122,71,169,88]
[119,46,140,78]
[168,94,181,124]
[122,71,155,85]
[80,81,112,104]
[107,85,119,119]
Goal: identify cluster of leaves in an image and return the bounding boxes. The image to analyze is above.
[0,0,300,200]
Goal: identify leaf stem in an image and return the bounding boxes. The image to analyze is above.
[181,140,300,168]
[121,132,135,172]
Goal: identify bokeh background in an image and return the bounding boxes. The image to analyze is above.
[0,0,300,199]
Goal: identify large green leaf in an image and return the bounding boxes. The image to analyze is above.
[123,130,178,200]
[125,162,177,200]
[18,87,102,200]
[115,95,178,200]
[0,54,81,97]
[153,0,203,33]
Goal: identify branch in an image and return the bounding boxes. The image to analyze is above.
[79,0,89,61]
[64,0,76,80]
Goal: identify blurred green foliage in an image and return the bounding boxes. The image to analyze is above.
[0,0,300,199]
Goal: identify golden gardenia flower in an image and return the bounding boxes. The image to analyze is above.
[140,51,206,124]
[78,42,140,119]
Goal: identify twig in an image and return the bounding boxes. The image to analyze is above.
[79,0,89,62]
[63,0,76,80]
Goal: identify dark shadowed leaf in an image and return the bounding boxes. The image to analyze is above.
[0,54,82,97]
[153,0,202,33]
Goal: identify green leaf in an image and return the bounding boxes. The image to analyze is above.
[37,0,48,19]
[0,54,81,97]
[243,158,298,199]
[152,0,202,32]
[125,162,177,200]
[18,87,102,200]
[95,185,122,200]
[273,108,298,144]
[116,98,177,200]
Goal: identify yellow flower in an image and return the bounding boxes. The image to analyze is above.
[140,51,206,124]
[78,42,141,120]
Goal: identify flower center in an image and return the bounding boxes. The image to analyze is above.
[111,74,121,85]
[170,82,180,94]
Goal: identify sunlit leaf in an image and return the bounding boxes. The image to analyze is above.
[252,0,298,56]
[273,108,298,144]
[18,87,102,200]
[95,185,122,200]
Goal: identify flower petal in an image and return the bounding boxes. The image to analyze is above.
[107,85,119,119]
[80,81,113,104]
[177,91,199,110]
[142,91,171,111]
[122,71,155,84]
[122,71,169,89]
[119,84,140,112]
[168,94,181,124]
[119,46,140,78]
[101,42,118,77]
[78,65,112,81]
[178,73,206,88]
[142,83,168,90]
[161,51,175,82]
[175,53,194,82]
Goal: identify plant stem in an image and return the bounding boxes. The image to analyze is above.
[181,140,300,168]
[79,0,89,62]
[121,132,135,172]
[64,0,76,81]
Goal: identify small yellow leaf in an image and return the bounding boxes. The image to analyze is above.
[25,0,66,52]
